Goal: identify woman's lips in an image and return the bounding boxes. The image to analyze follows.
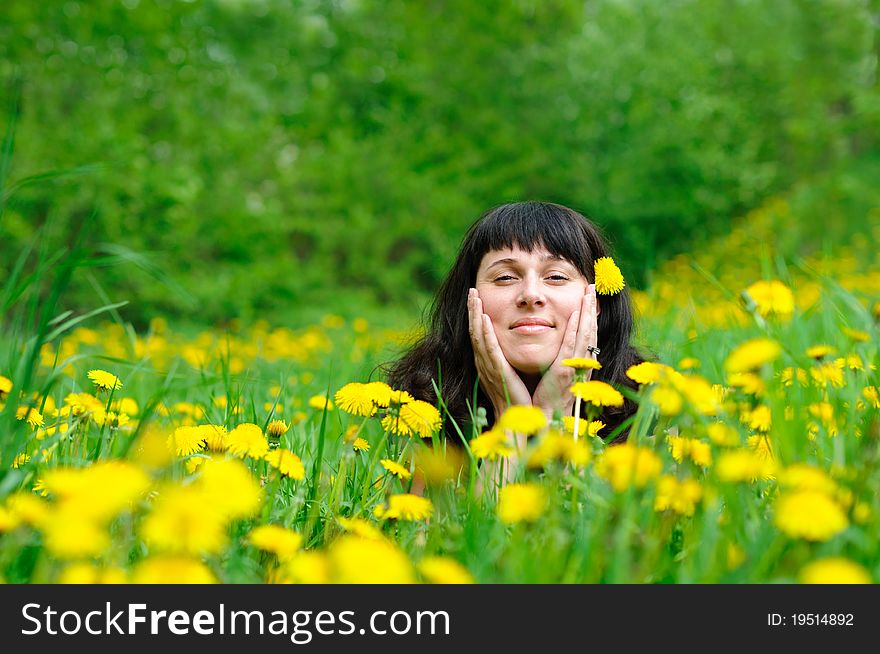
[511,324,552,334]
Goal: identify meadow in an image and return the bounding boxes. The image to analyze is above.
[1,176,878,584]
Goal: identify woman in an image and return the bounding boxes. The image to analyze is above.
[385,201,644,448]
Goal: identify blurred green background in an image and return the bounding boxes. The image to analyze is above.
[1,0,878,328]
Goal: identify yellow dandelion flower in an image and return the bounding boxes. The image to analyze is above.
[810,360,845,388]
[375,494,434,521]
[87,369,123,392]
[199,424,228,451]
[716,449,775,483]
[225,423,269,459]
[16,406,44,429]
[58,563,127,584]
[399,400,442,438]
[654,476,703,516]
[270,551,331,584]
[593,257,625,295]
[526,432,591,469]
[497,405,547,435]
[41,511,110,559]
[185,456,209,475]
[806,344,835,359]
[337,516,384,540]
[626,361,668,385]
[266,419,289,440]
[352,437,370,452]
[724,338,781,374]
[774,490,848,542]
[380,459,412,480]
[388,389,414,406]
[497,483,548,524]
[677,357,701,370]
[364,382,394,408]
[744,280,794,319]
[570,380,624,407]
[0,506,20,533]
[418,556,475,584]
[561,357,602,371]
[141,485,228,555]
[707,423,740,447]
[198,458,262,520]
[837,355,864,371]
[42,461,151,523]
[595,444,662,492]
[726,372,765,396]
[167,426,205,457]
[308,394,334,411]
[799,558,871,584]
[380,414,414,436]
[328,535,415,584]
[862,386,880,409]
[334,383,378,417]
[562,417,604,437]
[780,367,808,387]
[650,386,683,415]
[12,452,30,469]
[778,464,838,495]
[747,434,773,461]
[265,448,305,480]
[132,557,217,584]
[5,492,49,526]
[470,429,514,461]
[841,327,870,343]
[666,435,712,467]
[745,405,772,432]
[0,375,12,400]
[248,525,303,559]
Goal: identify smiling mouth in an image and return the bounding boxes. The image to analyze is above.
[511,324,553,334]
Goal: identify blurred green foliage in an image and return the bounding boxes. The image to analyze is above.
[1,0,877,326]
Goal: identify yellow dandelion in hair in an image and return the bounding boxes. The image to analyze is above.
[352,437,370,452]
[375,494,433,521]
[744,280,794,319]
[470,429,514,461]
[87,370,123,392]
[561,357,602,370]
[308,394,334,411]
[497,405,547,435]
[799,558,871,584]
[225,423,269,459]
[418,557,475,584]
[380,459,412,480]
[247,525,303,560]
[497,483,547,524]
[774,490,848,542]
[335,383,378,417]
[593,257,625,295]
[570,381,624,407]
[265,449,305,480]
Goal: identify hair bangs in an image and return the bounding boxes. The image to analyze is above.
[464,202,596,278]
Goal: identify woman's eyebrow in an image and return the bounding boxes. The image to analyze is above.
[485,254,568,270]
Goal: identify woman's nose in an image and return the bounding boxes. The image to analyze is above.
[517,277,545,307]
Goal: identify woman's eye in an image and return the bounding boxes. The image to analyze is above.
[494,275,516,282]
[547,274,570,281]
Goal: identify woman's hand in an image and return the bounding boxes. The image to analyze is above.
[531,284,599,419]
[468,288,532,416]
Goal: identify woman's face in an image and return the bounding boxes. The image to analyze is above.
[475,245,588,374]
